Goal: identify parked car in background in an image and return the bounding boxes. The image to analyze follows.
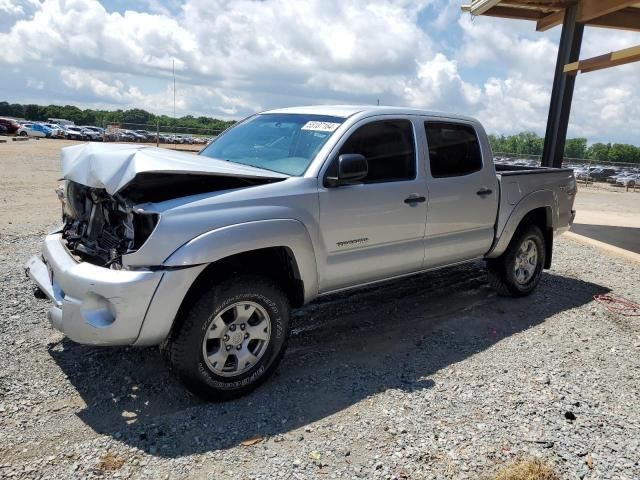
[606,172,624,184]
[617,173,639,188]
[81,126,105,139]
[120,131,137,142]
[61,126,87,141]
[576,167,617,182]
[0,117,21,135]
[44,123,65,138]
[17,123,53,138]
[134,130,156,141]
[79,127,103,141]
[104,129,137,142]
[574,166,597,178]
[119,129,146,142]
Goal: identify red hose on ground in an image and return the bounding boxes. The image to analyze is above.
[594,294,640,317]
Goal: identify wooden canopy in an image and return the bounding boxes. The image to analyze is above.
[461,1,639,167]
[463,1,640,31]
[462,1,640,74]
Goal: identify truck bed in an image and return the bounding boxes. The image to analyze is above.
[493,163,577,251]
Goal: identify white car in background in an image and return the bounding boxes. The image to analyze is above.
[80,127,104,141]
[617,173,639,188]
[17,123,52,138]
[61,126,88,140]
[43,124,65,138]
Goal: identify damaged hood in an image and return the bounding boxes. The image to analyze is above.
[61,143,289,195]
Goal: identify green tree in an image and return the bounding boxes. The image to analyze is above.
[586,142,611,161]
[608,143,640,163]
[122,108,151,124]
[564,138,587,159]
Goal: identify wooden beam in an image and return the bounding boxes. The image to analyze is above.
[537,9,565,31]
[482,5,546,20]
[537,0,639,31]
[564,45,640,75]
[467,0,502,16]
[577,0,639,22]
[587,8,640,32]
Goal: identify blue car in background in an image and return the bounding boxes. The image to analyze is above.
[17,123,53,138]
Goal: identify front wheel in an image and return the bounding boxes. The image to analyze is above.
[487,224,546,297]
[166,275,290,400]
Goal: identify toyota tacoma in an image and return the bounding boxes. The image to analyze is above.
[26,106,577,400]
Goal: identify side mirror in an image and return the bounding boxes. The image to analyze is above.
[326,154,368,187]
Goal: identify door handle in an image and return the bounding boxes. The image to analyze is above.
[476,188,493,197]
[404,196,426,204]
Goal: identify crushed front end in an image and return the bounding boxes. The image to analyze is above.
[24,181,182,346]
[58,181,159,269]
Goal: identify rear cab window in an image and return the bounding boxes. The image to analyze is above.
[425,122,482,178]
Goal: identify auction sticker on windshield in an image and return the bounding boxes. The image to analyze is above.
[301,121,341,132]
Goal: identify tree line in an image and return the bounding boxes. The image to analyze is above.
[2,101,639,163]
[0,102,235,133]
[488,131,640,164]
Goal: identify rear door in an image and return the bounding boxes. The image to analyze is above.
[317,117,428,292]
[423,120,498,268]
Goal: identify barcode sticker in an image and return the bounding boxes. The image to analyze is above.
[301,121,341,132]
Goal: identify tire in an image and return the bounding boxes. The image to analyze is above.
[487,224,546,297]
[20,131,27,137]
[166,275,290,401]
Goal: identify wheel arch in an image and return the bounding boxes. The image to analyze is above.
[163,219,318,306]
[487,190,556,268]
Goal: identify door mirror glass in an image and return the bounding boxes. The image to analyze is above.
[327,154,368,187]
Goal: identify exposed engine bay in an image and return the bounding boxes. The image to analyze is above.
[59,174,283,268]
[59,181,159,268]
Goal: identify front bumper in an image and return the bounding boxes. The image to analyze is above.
[25,234,165,345]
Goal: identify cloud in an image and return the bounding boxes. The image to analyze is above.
[0,0,39,32]
[455,15,640,143]
[402,53,481,110]
[0,0,639,144]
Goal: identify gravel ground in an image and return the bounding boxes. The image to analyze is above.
[1,231,639,480]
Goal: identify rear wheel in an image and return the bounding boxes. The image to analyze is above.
[166,275,290,401]
[487,224,546,297]
[19,131,27,137]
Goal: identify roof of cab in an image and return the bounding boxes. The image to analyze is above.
[261,105,479,123]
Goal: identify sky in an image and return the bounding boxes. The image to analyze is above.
[1,0,639,144]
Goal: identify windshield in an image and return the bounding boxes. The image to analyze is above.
[199,113,344,175]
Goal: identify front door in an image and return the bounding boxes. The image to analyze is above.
[317,118,428,292]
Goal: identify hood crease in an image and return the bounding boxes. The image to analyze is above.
[61,143,289,195]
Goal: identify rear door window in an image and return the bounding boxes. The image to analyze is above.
[425,122,482,178]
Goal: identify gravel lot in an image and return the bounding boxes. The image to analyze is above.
[1,140,640,479]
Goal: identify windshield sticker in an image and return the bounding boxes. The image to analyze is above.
[301,121,341,132]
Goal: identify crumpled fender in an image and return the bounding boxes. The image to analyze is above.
[163,218,318,303]
[486,189,557,259]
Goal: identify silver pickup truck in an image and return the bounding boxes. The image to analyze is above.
[26,106,576,399]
